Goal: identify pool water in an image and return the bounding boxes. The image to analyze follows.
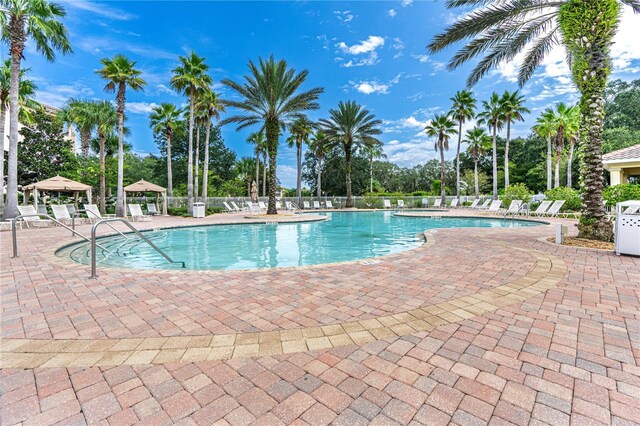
[57,212,541,271]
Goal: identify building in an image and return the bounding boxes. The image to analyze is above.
[3,103,76,153]
[603,144,640,185]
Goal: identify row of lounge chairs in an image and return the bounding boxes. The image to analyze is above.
[222,200,335,213]
[13,203,155,228]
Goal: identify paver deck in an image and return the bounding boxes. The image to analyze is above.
[1,210,638,425]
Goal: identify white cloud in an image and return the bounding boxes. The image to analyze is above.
[392,37,405,58]
[353,81,390,95]
[343,53,380,68]
[401,0,413,7]
[35,82,95,107]
[388,9,397,18]
[76,36,177,60]
[156,84,175,96]
[277,165,298,188]
[413,54,429,63]
[333,10,354,23]
[60,0,136,21]
[127,102,159,115]
[337,36,385,55]
[412,54,446,75]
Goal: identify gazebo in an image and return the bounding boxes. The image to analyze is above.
[603,144,640,185]
[22,175,92,210]
[124,180,168,215]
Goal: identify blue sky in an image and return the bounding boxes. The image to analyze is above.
[3,0,640,187]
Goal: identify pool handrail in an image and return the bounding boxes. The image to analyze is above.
[90,218,185,278]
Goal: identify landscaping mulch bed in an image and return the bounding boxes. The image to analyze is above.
[547,236,614,250]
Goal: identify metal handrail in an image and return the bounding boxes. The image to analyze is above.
[78,209,129,239]
[90,218,185,278]
[11,214,111,258]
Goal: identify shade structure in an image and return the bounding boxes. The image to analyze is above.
[124,180,168,215]
[22,175,92,210]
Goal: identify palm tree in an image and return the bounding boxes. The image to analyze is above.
[565,105,580,188]
[58,99,95,157]
[449,90,476,200]
[532,108,556,191]
[1,0,72,219]
[363,142,386,193]
[97,54,146,217]
[92,101,118,213]
[221,55,323,214]
[425,114,458,205]
[427,1,640,240]
[171,52,212,214]
[319,101,382,208]
[308,130,328,198]
[247,131,265,193]
[551,103,576,188]
[149,103,184,197]
[287,116,314,205]
[195,89,225,205]
[0,60,37,210]
[499,90,529,188]
[477,92,504,200]
[464,127,491,199]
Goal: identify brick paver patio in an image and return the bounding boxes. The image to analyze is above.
[1,210,639,425]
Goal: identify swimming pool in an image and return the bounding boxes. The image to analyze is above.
[57,212,542,271]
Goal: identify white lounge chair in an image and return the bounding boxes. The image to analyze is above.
[230,201,243,212]
[303,201,311,210]
[285,201,295,211]
[51,204,74,225]
[313,201,321,209]
[481,200,502,214]
[449,199,459,208]
[531,200,552,216]
[223,201,235,212]
[17,205,53,228]
[477,199,491,210]
[397,200,406,209]
[258,201,267,210]
[128,204,152,221]
[503,200,522,216]
[383,199,392,209]
[83,204,114,222]
[325,200,334,209]
[432,199,442,208]
[147,203,160,215]
[540,200,565,217]
[421,198,429,208]
[468,199,480,209]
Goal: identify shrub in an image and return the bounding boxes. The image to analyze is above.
[502,183,533,207]
[363,194,383,208]
[545,186,581,212]
[603,183,640,207]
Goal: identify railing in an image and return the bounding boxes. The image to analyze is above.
[90,218,185,278]
[11,214,111,257]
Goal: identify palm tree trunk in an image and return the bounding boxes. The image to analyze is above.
[546,136,552,190]
[202,121,211,206]
[491,124,497,200]
[194,127,200,203]
[266,118,279,214]
[255,151,260,192]
[2,22,24,220]
[262,151,267,197]
[345,146,353,208]
[474,160,479,199]
[99,133,106,214]
[317,154,322,198]
[187,92,195,215]
[0,103,6,210]
[504,119,511,188]
[166,132,173,197]
[567,141,574,188]
[80,129,91,157]
[554,151,560,188]
[369,156,373,193]
[115,84,126,217]
[439,139,446,205]
[456,120,462,200]
[296,140,302,206]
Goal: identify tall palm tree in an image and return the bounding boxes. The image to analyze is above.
[551,103,576,188]
[92,101,118,213]
[149,103,184,197]
[0,60,37,210]
[221,55,323,214]
[308,130,328,198]
[499,90,529,188]
[565,105,580,188]
[449,90,476,200]
[363,142,386,193]
[319,101,382,208]
[1,0,72,219]
[464,127,491,199]
[171,52,212,214]
[195,89,224,204]
[247,131,265,192]
[427,1,640,240]
[97,54,146,217]
[476,92,504,200]
[425,114,458,205]
[58,99,95,157]
[532,108,556,191]
[287,116,314,205]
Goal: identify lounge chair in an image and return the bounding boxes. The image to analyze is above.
[230,201,243,212]
[468,199,480,209]
[477,199,491,210]
[481,200,502,214]
[531,200,552,216]
[313,201,321,209]
[503,200,522,216]
[128,204,152,221]
[17,205,53,228]
[449,199,459,208]
[397,200,406,209]
[624,205,640,214]
[540,200,565,217]
[421,198,429,208]
[432,199,442,208]
[223,201,235,212]
[51,204,74,225]
[285,201,295,211]
[258,201,267,211]
[303,201,311,210]
[83,204,114,222]
[325,200,334,209]
[147,203,160,215]
[383,199,392,209]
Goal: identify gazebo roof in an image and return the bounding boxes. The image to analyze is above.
[23,175,91,192]
[124,179,166,193]
[603,144,640,163]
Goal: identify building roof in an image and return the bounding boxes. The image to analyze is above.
[23,175,91,192]
[124,179,166,193]
[603,144,640,162]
